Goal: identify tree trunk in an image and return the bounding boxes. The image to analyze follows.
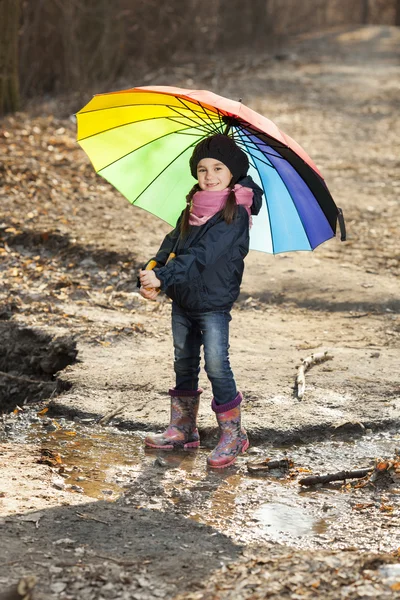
[251,0,268,48]
[396,0,400,26]
[361,0,369,24]
[0,0,20,115]
[217,0,251,50]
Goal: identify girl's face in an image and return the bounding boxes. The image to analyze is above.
[197,158,233,192]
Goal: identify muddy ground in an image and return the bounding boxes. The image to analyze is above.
[0,25,400,599]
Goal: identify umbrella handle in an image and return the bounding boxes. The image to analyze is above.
[144,253,175,292]
[144,260,159,293]
[145,260,158,271]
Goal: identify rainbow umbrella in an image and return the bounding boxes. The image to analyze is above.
[76,86,345,253]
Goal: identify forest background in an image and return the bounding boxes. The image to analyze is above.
[1,0,399,115]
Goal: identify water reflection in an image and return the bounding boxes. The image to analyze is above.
[254,502,328,539]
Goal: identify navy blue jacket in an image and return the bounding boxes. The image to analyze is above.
[148,176,263,313]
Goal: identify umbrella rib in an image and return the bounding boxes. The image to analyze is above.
[197,99,224,133]
[206,105,226,133]
[166,105,220,135]
[240,125,290,153]
[77,99,221,117]
[166,118,223,137]
[235,127,276,254]
[77,106,221,141]
[239,128,316,250]
[225,120,289,154]
[232,133,277,171]
[175,94,221,120]
[77,113,216,143]
[214,107,231,136]
[127,139,200,206]
[95,127,204,173]
[169,99,216,131]
[175,96,221,135]
[252,131,336,243]
[168,108,217,136]
[230,128,286,165]
[167,116,217,129]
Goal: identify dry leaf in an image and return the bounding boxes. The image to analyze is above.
[391,582,400,591]
[380,504,394,512]
[353,503,374,510]
[376,461,390,471]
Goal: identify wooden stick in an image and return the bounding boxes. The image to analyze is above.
[299,467,372,487]
[296,365,306,399]
[0,370,49,385]
[247,457,294,474]
[91,554,138,566]
[296,351,333,399]
[98,403,128,426]
[76,512,110,525]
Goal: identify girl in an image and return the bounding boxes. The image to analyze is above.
[139,134,263,468]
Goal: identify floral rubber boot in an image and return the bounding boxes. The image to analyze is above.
[207,393,249,468]
[144,389,202,450]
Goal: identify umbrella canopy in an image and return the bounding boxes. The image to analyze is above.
[76,85,345,254]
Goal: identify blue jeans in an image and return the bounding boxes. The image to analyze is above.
[171,303,237,406]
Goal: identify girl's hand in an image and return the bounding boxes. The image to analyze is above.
[139,269,161,288]
[139,286,159,301]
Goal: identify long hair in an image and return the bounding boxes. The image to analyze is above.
[180,181,237,237]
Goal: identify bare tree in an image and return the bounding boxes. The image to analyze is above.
[396,0,400,25]
[10,0,400,104]
[251,0,274,49]
[0,0,20,115]
[361,0,370,23]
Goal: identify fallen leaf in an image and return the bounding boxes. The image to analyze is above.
[391,582,400,591]
[376,461,390,471]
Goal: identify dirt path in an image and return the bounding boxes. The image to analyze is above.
[1,25,400,599]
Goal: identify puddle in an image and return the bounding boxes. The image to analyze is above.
[379,563,400,586]
[27,423,144,499]
[253,503,329,539]
[2,409,400,553]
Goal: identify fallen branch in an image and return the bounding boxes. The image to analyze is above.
[0,370,48,385]
[247,457,294,474]
[98,403,128,426]
[296,351,333,399]
[91,554,138,566]
[76,512,110,525]
[299,468,372,487]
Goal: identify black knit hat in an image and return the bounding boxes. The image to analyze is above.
[190,134,249,185]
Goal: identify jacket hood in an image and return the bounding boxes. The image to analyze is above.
[237,175,264,215]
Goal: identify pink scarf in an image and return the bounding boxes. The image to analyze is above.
[189,184,253,227]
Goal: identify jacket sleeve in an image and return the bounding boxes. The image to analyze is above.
[237,175,264,215]
[155,207,249,290]
[137,213,182,288]
[144,212,183,269]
